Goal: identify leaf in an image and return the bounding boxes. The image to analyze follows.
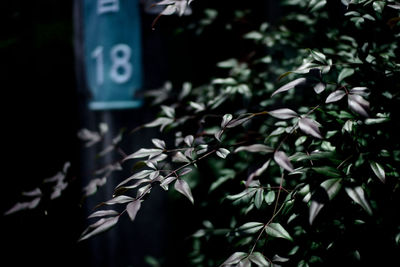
[235,144,274,153]
[116,170,153,188]
[265,223,293,241]
[348,94,369,117]
[22,188,42,197]
[265,190,276,205]
[124,148,163,161]
[189,101,206,113]
[338,68,355,83]
[268,108,298,119]
[254,189,264,209]
[144,117,174,131]
[88,210,119,219]
[350,87,368,96]
[272,77,307,97]
[321,178,342,200]
[310,0,327,12]
[179,167,193,176]
[221,114,233,128]
[151,138,166,149]
[309,200,324,225]
[345,187,373,215]
[246,160,271,187]
[226,115,253,128]
[388,4,400,9]
[325,90,346,103]
[104,195,134,205]
[215,129,224,142]
[274,151,294,172]
[373,1,385,13]
[309,49,327,64]
[79,216,119,242]
[312,166,341,177]
[184,135,194,147]
[238,258,251,267]
[216,148,230,159]
[161,105,175,118]
[370,161,385,183]
[174,179,194,204]
[160,176,176,190]
[238,222,264,234]
[209,169,236,192]
[4,197,41,215]
[314,82,326,94]
[221,252,248,266]
[172,151,191,163]
[127,200,142,221]
[299,117,322,139]
[249,252,269,266]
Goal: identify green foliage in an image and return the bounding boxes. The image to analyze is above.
[68,0,400,265]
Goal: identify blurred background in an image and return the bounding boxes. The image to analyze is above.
[0,1,277,266]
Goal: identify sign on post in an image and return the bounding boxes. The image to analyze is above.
[84,0,143,110]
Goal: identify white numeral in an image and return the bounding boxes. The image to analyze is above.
[92,44,132,85]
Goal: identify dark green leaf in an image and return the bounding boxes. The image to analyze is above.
[265,223,293,241]
[370,161,385,183]
[254,189,264,209]
[235,144,274,153]
[239,222,264,234]
[265,190,276,205]
[321,178,342,200]
[312,166,341,177]
[221,252,248,266]
[249,252,269,266]
[345,187,373,215]
[338,68,355,83]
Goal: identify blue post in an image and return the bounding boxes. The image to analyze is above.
[83,0,143,110]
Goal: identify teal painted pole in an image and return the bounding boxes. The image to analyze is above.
[84,0,143,110]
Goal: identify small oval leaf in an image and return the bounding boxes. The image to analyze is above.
[326,90,346,103]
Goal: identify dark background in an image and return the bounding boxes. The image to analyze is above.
[0,1,276,266]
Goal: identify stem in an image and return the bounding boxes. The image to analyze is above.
[250,173,285,255]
